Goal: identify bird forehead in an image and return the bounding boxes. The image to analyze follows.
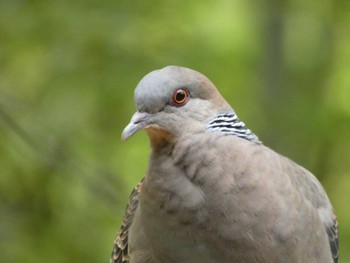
[134,72,180,112]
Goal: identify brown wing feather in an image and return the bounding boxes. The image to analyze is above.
[110,179,144,263]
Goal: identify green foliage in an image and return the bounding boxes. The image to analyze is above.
[0,0,349,262]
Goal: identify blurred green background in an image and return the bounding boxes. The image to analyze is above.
[1,0,349,262]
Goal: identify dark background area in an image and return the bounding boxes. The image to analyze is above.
[0,0,349,262]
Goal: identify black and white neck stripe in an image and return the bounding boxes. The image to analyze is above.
[206,112,261,144]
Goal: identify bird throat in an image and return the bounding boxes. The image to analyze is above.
[145,126,174,150]
[206,112,261,144]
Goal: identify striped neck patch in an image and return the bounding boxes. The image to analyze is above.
[207,112,261,144]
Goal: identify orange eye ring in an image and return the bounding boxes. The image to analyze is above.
[172,88,189,106]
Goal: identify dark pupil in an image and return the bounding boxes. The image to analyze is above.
[176,90,185,102]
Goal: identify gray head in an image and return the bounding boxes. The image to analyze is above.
[122,66,232,145]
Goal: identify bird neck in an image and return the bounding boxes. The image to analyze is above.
[206,112,261,144]
[145,126,175,151]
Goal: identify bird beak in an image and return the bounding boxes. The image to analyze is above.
[121,111,152,141]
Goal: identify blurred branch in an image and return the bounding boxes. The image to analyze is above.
[262,0,286,104]
[0,102,122,209]
[0,103,40,151]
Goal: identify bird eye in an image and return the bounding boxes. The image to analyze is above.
[172,88,189,106]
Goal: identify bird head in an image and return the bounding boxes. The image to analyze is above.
[122,66,231,146]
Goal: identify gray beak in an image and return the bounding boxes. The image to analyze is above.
[121,111,152,141]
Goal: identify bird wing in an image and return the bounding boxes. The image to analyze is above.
[110,178,144,263]
[285,157,339,263]
[326,211,339,263]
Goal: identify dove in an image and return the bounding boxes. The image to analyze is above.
[111,66,338,263]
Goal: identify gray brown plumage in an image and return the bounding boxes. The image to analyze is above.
[111,66,338,263]
[111,179,143,263]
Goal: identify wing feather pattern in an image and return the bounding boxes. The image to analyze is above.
[110,179,144,263]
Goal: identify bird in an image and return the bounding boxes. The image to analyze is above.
[111,66,339,263]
